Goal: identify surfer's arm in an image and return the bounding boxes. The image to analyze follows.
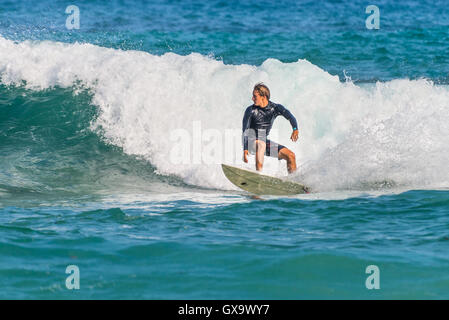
[275,104,299,142]
[242,107,253,151]
[275,104,298,131]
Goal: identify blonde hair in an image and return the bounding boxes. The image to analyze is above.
[253,83,270,100]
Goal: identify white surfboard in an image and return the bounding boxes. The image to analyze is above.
[221,164,310,195]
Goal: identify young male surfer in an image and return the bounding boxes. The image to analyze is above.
[242,83,299,173]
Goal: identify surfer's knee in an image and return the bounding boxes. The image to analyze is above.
[279,148,294,160]
[279,149,296,173]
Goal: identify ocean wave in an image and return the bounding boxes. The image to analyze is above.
[1,36,448,192]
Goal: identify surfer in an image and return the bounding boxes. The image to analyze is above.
[242,83,299,173]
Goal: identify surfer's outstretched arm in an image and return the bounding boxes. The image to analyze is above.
[275,104,299,142]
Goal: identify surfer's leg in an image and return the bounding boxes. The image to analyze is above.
[255,139,266,171]
[278,147,297,174]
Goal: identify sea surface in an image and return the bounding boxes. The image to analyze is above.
[0,0,448,299]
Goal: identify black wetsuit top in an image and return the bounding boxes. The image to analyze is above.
[242,101,298,151]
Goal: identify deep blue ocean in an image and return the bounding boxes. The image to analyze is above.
[1,0,448,299]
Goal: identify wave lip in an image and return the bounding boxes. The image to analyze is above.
[1,36,448,193]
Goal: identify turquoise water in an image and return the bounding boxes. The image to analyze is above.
[2,0,449,82]
[2,189,449,299]
[1,0,449,299]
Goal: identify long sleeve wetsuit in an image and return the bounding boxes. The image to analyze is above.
[242,101,298,155]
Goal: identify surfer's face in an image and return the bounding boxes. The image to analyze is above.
[252,91,267,107]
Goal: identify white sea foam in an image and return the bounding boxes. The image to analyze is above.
[1,36,448,192]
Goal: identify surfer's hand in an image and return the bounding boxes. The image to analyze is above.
[291,129,299,142]
[243,150,249,163]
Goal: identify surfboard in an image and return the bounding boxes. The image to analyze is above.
[221,164,310,195]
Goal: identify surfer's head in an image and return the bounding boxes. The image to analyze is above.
[252,83,270,108]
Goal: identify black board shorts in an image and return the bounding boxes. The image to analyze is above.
[248,138,286,158]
